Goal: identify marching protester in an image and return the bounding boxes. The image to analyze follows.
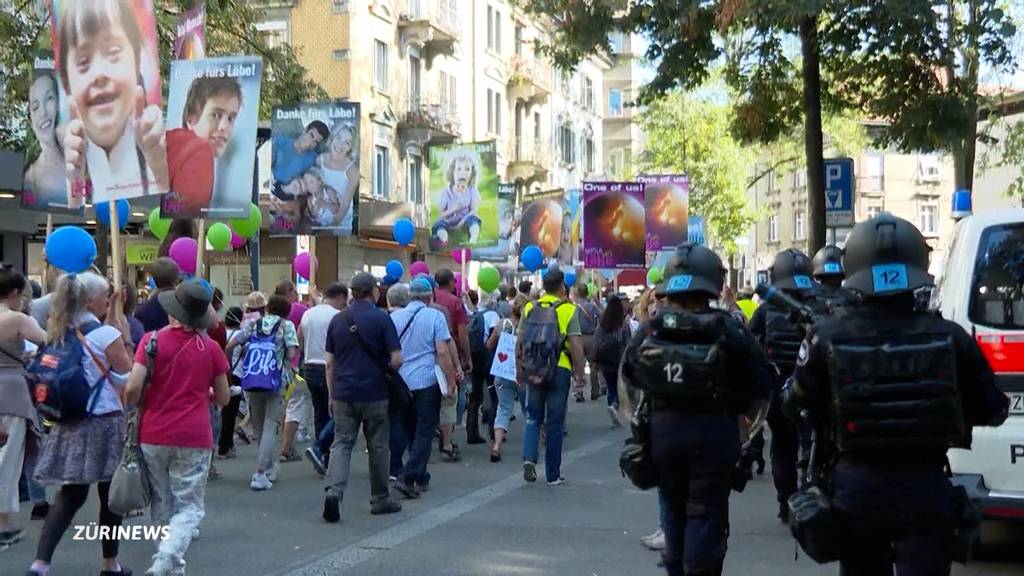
[488,294,528,463]
[134,258,181,333]
[126,279,230,576]
[593,295,629,427]
[217,307,246,460]
[572,283,603,402]
[433,270,468,460]
[299,283,348,476]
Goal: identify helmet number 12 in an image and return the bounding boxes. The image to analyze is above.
[664,362,684,384]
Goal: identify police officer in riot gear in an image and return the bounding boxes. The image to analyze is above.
[621,243,773,576]
[790,214,1009,574]
[811,245,859,311]
[749,248,823,522]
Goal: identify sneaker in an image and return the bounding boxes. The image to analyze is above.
[641,529,665,551]
[30,502,50,521]
[778,502,790,525]
[217,448,237,460]
[280,449,303,463]
[0,528,24,548]
[250,472,272,491]
[98,566,132,576]
[266,465,279,483]
[546,477,566,486]
[574,391,585,403]
[393,479,421,499]
[305,446,326,477]
[370,500,402,515]
[523,461,537,483]
[323,495,341,523]
[608,404,622,427]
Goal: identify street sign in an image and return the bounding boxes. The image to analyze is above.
[823,158,854,227]
[688,215,706,245]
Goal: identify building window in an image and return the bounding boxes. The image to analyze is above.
[609,148,625,178]
[919,204,937,235]
[793,169,806,188]
[407,154,423,204]
[559,123,575,165]
[767,170,777,192]
[256,21,288,49]
[768,214,779,242]
[583,77,594,111]
[487,89,502,135]
[866,204,882,219]
[514,24,524,56]
[487,5,501,52]
[794,210,806,240]
[374,40,389,92]
[866,152,884,192]
[584,135,595,174]
[373,145,389,199]
[331,49,350,61]
[609,31,624,54]
[439,72,457,113]
[608,89,622,117]
[331,0,349,13]
[408,51,421,105]
[918,154,941,183]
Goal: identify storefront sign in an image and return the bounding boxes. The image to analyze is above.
[126,243,160,265]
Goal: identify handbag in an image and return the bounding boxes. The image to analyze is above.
[108,331,157,516]
[489,319,517,382]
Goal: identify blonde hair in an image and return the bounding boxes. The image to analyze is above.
[634,289,655,324]
[47,272,109,342]
[445,148,480,189]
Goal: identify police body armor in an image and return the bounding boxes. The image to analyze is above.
[763,303,808,376]
[828,317,966,457]
[630,310,730,411]
[813,285,859,316]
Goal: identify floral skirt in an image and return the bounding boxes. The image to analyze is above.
[34,413,124,485]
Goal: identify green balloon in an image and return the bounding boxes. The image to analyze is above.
[647,267,664,286]
[148,208,171,240]
[477,266,501,293]
[230,203,262,239]
[587,282,599,298]
[207,222,233,251]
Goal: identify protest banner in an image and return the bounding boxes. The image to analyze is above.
[474,182,516,262]
[518,188,564,260]
[174,2,205,59]
[583,181,646,269]
[560,188,583,266]
[638,174,689,252]
[427,141,499,252]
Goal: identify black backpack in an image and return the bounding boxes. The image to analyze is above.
[516,299,568,387]
[468,310,487,356]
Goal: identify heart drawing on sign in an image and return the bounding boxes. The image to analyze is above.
[498,352,509,363]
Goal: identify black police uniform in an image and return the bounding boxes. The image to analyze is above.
[623,307,773,575]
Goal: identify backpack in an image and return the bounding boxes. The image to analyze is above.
[594,325,625,367]
[468,310,487,356]
[240,319,284,392]
[27,320,107,422]
[516,299,568,387]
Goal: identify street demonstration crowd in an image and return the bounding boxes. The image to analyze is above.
[0,257,690,576]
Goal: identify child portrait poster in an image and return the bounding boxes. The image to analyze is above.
[50,0,167,205]
[474,182,517,262]
[518,188,565,260]
[268,102,361,237]
[583,181,646,270]
[427,141,499,252]
[174,2,205,60]
[21,52,82,214]
[559,188,583,266]
[160,56,262,220]
[638,174,689,252]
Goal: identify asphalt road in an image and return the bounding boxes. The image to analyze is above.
[4,398,1021,575]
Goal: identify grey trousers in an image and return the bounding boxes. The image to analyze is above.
[324,399,391,504]
[247,390,283,474]
[141,444,210,576]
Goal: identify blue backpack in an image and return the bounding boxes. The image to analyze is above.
[240,319,284,392]
[28,321,107,422]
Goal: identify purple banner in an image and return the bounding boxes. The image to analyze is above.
[638,174,689,251]
[174,3,206,60]
[583,181,646,269]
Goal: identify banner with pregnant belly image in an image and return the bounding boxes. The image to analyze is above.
[428,141,499,252]
[518,188,566,261]
[638,174,689,252]
[583,181,646,269]
[160,56,262,219]
[268,102,361,236]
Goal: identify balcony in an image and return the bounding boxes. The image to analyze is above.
[507,54,551,105]
[398,0,460,62]
[507,138,549,185]
[397,95,461,152]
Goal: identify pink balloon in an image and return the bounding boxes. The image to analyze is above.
[452,248,472,264]
[230,231,247,250]
[293,251,318,280]
[409,261,430,278]
[169,237,198,276]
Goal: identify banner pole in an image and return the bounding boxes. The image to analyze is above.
[43,215,53,294]
[613,270,619,293]
[196,218,207,279]
[460,249,467,295]
[309,235,317,300]
[109,202,122,293]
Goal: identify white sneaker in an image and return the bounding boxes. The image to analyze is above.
[250,472,273,491]
[608,405,623,427]
[641,529,665,551]
[266,464,280,482]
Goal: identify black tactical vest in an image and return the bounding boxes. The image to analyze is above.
[828,320,965,457]
[814,285,859,316]
[630,311,730,411]
[763,304,806,376]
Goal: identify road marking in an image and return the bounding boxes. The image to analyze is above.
[274,435,617,576]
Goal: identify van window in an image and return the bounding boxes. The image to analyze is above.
[969,223,1024,329]
[930,219,964,312]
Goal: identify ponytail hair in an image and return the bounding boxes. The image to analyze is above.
[47,272,110,343]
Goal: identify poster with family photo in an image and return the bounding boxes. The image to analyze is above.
[269,102,360,236]
[159,56,262,219]
[174,2,205,60]
[427,141,499,252]
[474,182,517,262]
[49,0,166,205]
[21,52,81,214]
[638,174,689,252]
[518,188,565,260]
[583,181,646,269]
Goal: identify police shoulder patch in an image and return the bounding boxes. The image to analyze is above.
[797,340,810,366]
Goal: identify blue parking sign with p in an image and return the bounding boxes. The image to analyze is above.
[824,158,854,227]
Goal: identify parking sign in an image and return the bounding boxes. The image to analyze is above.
[823,158,854,227]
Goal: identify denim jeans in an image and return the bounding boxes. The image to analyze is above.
[302,363,330,440]
[492,377,520,432]
[324,400,391,504]
[141,444,211,576]
[389,407,416,478]
[522,367,572,481]
[601,367,620,408]
[400,386,442,486]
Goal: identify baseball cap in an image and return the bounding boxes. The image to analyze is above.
[351,272,378,293]
[409,277,433,297]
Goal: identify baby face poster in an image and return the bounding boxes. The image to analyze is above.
[583,181,646,269]
[160,57,262,220]
[50,0,167,205]
[268,101,361,236]
[639,174,689,251]
[428,141,498,252]
[519,188,564,260]
[21,52,81,214]
[474,182,516,262]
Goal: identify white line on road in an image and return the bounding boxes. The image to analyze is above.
[273,435,618,576]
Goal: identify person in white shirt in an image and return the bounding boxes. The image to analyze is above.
[297,283,348,475]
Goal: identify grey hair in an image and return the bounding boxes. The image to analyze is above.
[47,271,110,342]
[387,283,410,308]
[478,289,498,309]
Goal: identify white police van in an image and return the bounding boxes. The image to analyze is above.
[932,205,1024,526]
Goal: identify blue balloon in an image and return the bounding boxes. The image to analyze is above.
[564,272,577,287]
[393,218,415,246]
[521,245,543,272]
[197,278,214,299]
[385,259,404,280]
[95,199,130,230]
[45,226,97,274]
[382,274,398,286]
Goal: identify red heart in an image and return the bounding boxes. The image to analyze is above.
[498,352,509,363]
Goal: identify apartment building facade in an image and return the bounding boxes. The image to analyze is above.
[603,32,646,179]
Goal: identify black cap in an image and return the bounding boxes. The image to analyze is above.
[351,272,378,293]
[158,279,213,330]
[542,268,565,293]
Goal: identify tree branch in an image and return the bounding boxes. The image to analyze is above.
[746,154,799,189]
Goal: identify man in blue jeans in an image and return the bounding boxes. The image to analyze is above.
[389,278,458,498]
[298,282,348,475]
[520,268,586,486]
